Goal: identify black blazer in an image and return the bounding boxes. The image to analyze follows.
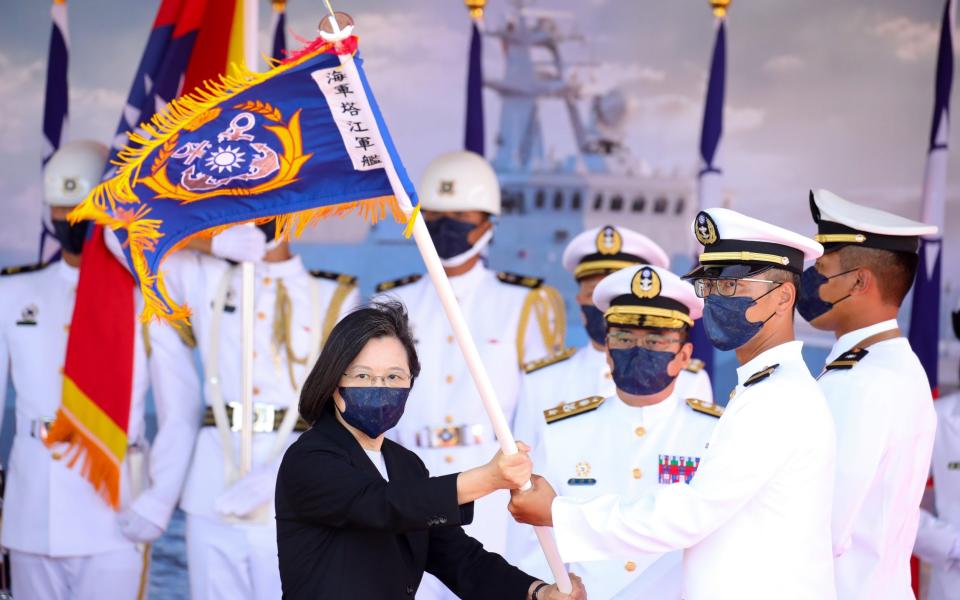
[275,410,536,599]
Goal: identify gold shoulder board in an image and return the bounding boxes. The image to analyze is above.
[824,348,868,371]
[1,262,48,277]
[375,273,422,293]
[686,398,723,418]
[523,347,577,374]
[544,396,604,425]
[310,270,358,286]
[497,271,543,289]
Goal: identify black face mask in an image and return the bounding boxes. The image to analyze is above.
[580,304,607,346]
[52,219,89,255]
[796,266,857,323]
[425,217,477,259]
[257,220,278,243]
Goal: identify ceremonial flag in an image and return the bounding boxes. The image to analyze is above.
[464,17,485,155]
[38,0,71,262]
[44,0,245,508]
[908,0,954,396]
[271,0,288,62]
[69,36,417,324]
[690,4,728,382]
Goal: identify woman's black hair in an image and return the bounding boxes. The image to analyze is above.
[298,300,420,424]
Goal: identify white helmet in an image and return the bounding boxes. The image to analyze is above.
[418,150,501,216]
[43,140,109,207]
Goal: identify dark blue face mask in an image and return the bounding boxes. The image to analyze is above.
[580,304,607,346]
[702,286,779,351]
[338,386,411,438]
[52,219,89,255]
[609,346,678,396]
[425,217,477,259]
[796,266,856,323]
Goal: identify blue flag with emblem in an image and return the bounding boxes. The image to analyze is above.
[908,0,954,395]
[690,4,729,384]
[69,36,417,323]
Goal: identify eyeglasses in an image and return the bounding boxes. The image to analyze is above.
[606,332,682,351]
[692,277,780,299]
[341,368,412,388]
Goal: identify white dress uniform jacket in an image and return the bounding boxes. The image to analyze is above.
[379,262,553,554]
[818,319,937,600]
[513,344,713,454]
[507,390,719,599]
[0,261,200,574]
[914,391,960,600]
[552,341,837,600]
[162,251,357,519]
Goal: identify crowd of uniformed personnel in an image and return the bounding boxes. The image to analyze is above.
[0,140,957,600]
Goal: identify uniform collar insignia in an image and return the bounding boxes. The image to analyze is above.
[744,364,779,387]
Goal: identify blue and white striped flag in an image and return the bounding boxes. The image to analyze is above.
[690,8,728,383]
[908,0,955,395]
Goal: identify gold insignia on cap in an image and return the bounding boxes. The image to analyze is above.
[631,266,661,300]
[695,212,718,246]
[595,225,623,255]
[439,180,455,195]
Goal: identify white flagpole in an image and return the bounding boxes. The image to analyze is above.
[239,0,260,476]
[320,11,573,593]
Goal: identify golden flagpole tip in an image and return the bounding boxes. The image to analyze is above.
[465,0,487,21]
[710,0,731,18]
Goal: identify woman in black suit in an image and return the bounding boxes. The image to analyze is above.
[276,301,584,600]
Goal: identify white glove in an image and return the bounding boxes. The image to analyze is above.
[117,506,164,543]
[210,224,267,263]
[214,463,278,518]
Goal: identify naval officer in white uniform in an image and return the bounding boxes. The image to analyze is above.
[0,141,201,600]
[161,223,358,600]
[509,208,837,600]
[914,389,960,600]
[797,189,938,600]
[513,225,713,455]
[507,264,720,599]
[375,151,564,599]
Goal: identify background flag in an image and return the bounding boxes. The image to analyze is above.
[690,1,729,383]
[44,0,244,508]
[908,0,954,397]
[271,0,288,62]
[69,37,417,324]
[38,0,71,262]
[464,1,485,155]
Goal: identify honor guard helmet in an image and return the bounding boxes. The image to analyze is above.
[418,150,501,216]
[43,140,109,207]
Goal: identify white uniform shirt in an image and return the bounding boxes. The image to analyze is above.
[380,262,549,553]
[914,392,960,600]
[162,251,357,519]
[513,344,714,453]
[0,260,200,556]
[552,341,837,600]
[819,319,937,600]
[507,390,719,599]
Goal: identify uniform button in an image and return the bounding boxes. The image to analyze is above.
[445,415,455,424]
[447,335,454,344]
[625,561,636,572]
[252,351,257,359]
[632,468,642,479]
[445,375,454,384]
[257,311,266,320]
[63,324,70,332]
[253,387,260,396]
[263,277,272,285]
[634,426,646,437]
[444,455,455,464]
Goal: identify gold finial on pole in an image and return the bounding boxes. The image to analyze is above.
[271,0,286,11]
[465,0,487,22]
[710,0,731,18]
